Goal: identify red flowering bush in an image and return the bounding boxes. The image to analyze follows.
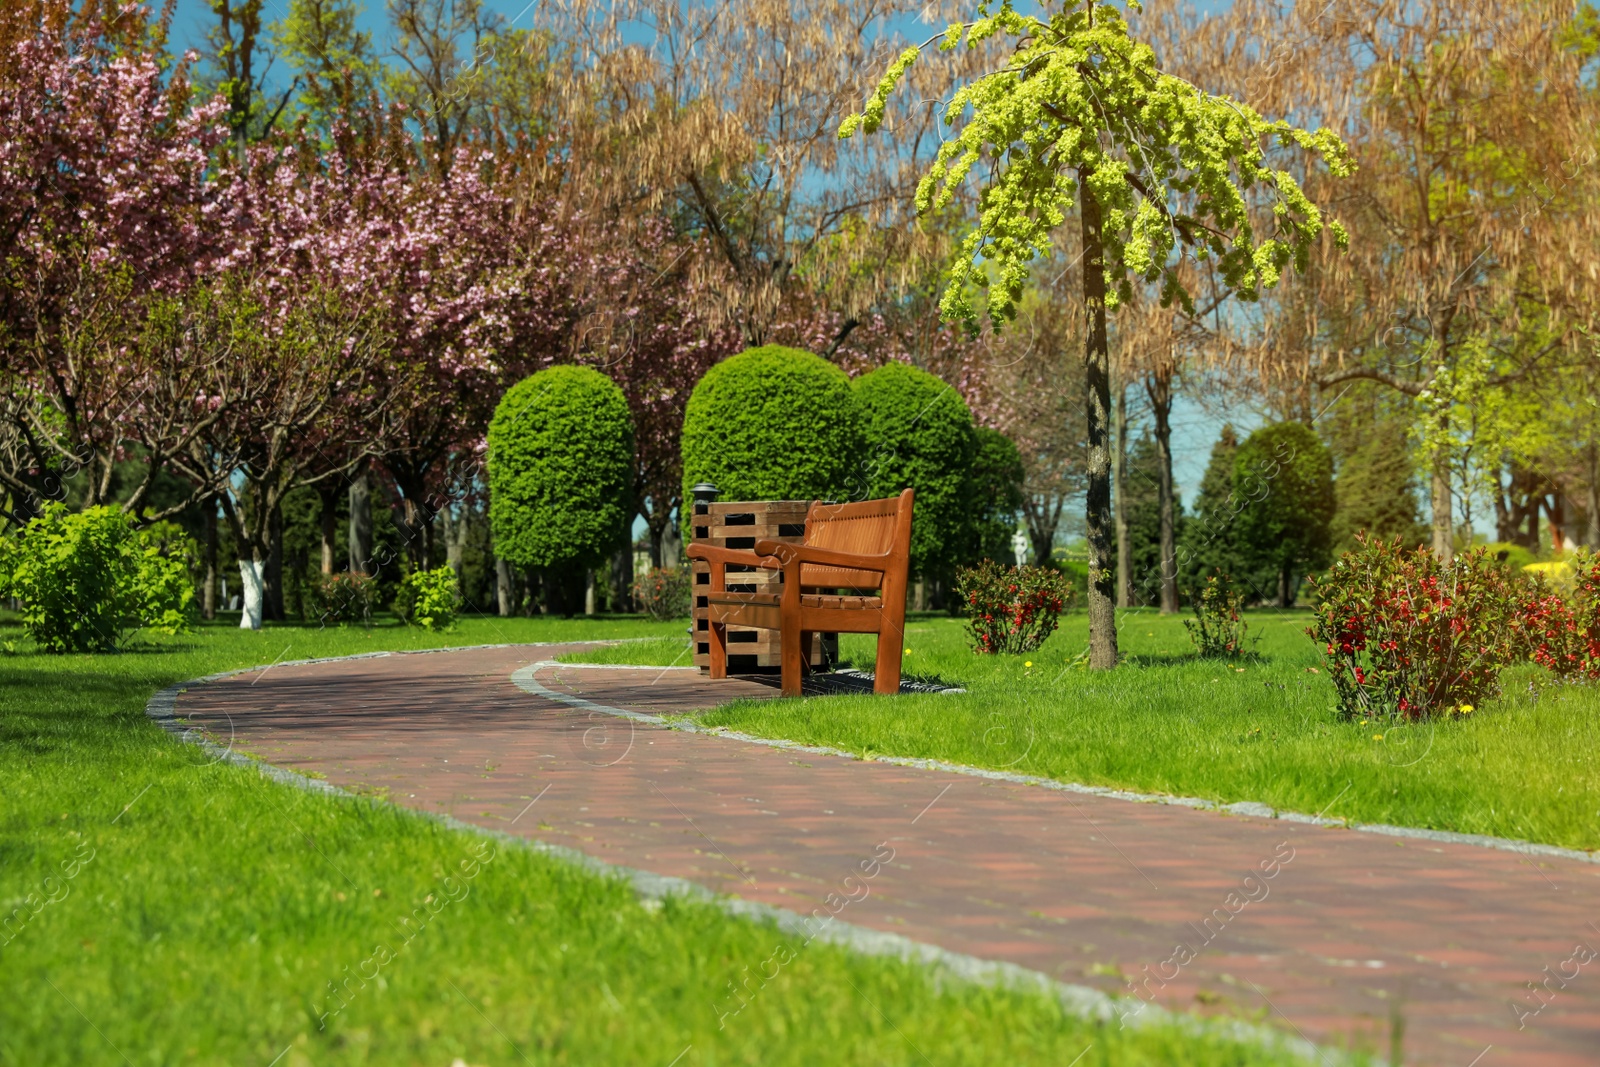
[633,567,693,620]
[955,561,1074,655]
[304,571,377,626]
[1307,535,1517,720]
[1184,575,1256,659]
[1510,554,1600,680]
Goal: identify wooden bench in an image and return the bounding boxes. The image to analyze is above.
[686,489,913,697]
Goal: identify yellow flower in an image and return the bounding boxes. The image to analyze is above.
[904,648,912,655]
[1458,704,1474,714]
[1373,734,1384,741]
[1024,660,1033,668]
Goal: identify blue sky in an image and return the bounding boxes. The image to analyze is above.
[167,0,1250,519]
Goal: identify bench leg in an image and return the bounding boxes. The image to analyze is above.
[780,622,803,697]
[708,619,727,680]
[873,629,903,695]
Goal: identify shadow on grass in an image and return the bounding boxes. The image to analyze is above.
[0,666,155,755]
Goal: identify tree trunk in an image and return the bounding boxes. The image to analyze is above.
[495,555,514,616]
[661,521,682,570]
[1023,493,1064,567]
[446,508,467,578]
[1586,439,1600,549]
[1080,179,1118,669]
[1147,365,1179,614]
[585,569,597,616]
[610,541,634,614]
[1429,429,1453,564]
[318,486,339,575]
[1113,378,1131,609]
[1547,490,1567,555]
[1278,564,1292,608]
[348,467,372,575]
[263,501,285,621]
[1494,452,1513,543]
[648,516,665,569]
[397,493,434,570]
[202,500,218,621]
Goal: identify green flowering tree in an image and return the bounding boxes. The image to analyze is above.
[840,0,1352,668]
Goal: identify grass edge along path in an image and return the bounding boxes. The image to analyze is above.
[0,618,1347,1066]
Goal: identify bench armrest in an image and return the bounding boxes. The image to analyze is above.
[753,540,889,572]
[686,543,780,569]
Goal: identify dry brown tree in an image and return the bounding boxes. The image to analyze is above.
[524,0,993,347]
[1157,0,1600,561]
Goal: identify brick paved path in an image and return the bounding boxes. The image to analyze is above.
[173,644,1600,1067]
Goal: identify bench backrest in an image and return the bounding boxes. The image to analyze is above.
[800,489,914,592]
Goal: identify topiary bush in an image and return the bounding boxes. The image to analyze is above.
[680,345,863,508]
[489,366,635,573]
[0,503,194,653]
[395,566,461,631]
[851,361,978,580]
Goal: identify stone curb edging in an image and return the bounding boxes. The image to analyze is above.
[519,660,1600,869]
[141,646,1352,1067]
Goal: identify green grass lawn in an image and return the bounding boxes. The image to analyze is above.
[0,613,1330,1066]
[569,610,1600,854]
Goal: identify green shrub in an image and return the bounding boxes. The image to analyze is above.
[1184,575,1255,659]
[680,345,863,508]
[0,503,194,653]
[954,560,1074,654]
[632,566,692,620]
[395,566,461,631]
[964,426,1025,566]
[851,361,977,578]
[489,366,634,571]
[304,571,376,626]
[1233,422,1335,606]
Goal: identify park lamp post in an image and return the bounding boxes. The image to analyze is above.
[691,482,720,518]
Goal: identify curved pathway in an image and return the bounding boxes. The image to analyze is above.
[170,644,1600,1066]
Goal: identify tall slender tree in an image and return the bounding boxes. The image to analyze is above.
[841,0,1350,667]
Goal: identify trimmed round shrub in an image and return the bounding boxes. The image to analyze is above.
[852,361,977,578]
[488,366,634,571]
[680,345,863,507]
